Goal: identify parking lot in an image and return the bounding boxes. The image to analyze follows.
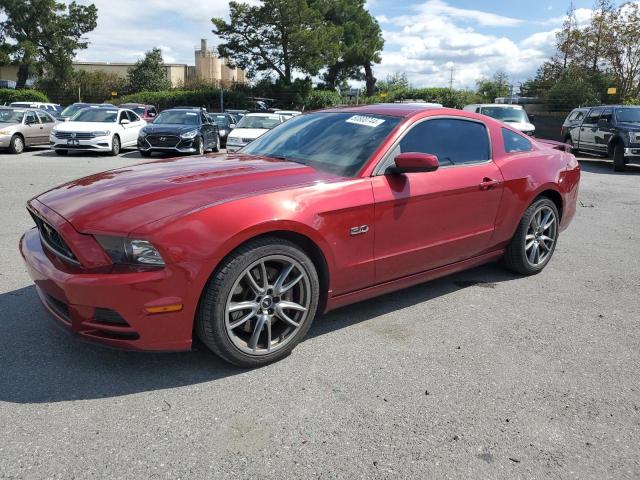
[1,148,639,479]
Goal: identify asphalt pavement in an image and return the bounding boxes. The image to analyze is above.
[1,147,639,479]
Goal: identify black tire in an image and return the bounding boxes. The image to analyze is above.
[109,135,121,156]
[613,142,626,172]
[212,135,220,152]
[196,237,320,367]
[54,149,68,156]
[503,197,560,275]
[565,136,574,150]
[194,136,205,155]
[8,134,25,154]
[139,150,152,158]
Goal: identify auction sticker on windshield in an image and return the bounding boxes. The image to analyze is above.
[345,115,385,128]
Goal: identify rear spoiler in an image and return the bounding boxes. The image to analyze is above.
[536,138,574,153]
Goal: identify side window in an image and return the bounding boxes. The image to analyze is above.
[574,111,585,121]
[127,110,140,122]
[36,111,54,123]
[502,128,532,153]
[600,108,613,124]
[583,108,602,125]
[118,111,127,123]
[25,111,38,124]
[475,107,481,113]
[567,111,578,122]
[200,113,208,124]
[397,118,490,166]
[149,107,157,116]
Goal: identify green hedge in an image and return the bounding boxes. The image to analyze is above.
[0,88,50,105]
[113,88,249,110]
[303,90,343,110]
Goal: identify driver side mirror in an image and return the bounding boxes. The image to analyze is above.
[120,118,130,125]
[230,123,236,129]
[387,152,440,174]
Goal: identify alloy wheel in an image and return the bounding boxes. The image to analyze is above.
[224,255,311,356]
[524,205,557,267]
[198,138,205,155]
[13,136,24,154]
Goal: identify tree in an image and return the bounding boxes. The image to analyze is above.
[556,1,580,70]
[476,71,510,102]
[313,0,384,96]
[585,0,615,71]
[603,2,640,100]
[376,72,410,93]
[0,0,97,88]
[127,48,171,93]
[36,69,129,104]
[212,0,341,84]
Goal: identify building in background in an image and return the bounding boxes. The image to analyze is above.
[0,39,247,89]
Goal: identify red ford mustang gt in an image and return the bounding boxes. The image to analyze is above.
[20,104,580,367]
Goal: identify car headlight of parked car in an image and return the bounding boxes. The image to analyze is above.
[180,130,198,139]
[95,236,165,266]
[219,129,228,136]
[0,129,12,135]
[92,130,110,137]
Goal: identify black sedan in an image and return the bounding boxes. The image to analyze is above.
[137,108,219,157]
[207,113,236,148]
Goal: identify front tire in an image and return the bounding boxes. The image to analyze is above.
[504,197,559,275]
[196,237,320,367]
[109,135,121,156]
[212,136,220,152]
[194,136,205,155]
[613,143,626,172]
[9,134,24,154]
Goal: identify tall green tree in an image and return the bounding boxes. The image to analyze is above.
[604,2,640,99]
[476,71,510,102]
[313,0,384,96]
[127,48,171,93]
[212,0,341,84]
[0,0,97,88]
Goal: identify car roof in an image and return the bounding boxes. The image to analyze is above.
[320,103,448,118]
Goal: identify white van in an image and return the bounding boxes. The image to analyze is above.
[463,104,535,136]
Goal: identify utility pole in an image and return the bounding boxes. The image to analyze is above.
[220,87,224,113]
[448,67,454,90]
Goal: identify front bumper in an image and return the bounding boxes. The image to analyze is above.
[50,135,112,151]
[0,134,11,147]
[138,136,198,154]
[19,227,193,352]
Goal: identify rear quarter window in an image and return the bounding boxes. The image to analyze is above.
[502,128,532,153]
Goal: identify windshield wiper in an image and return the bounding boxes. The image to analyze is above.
[265,154,306,165]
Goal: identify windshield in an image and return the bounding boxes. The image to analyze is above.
[481,107,529,123]
[213,115,230,128]
[9,103,33,108]
[241,112,401,177]
[72,109,118,122]
[0,109,25,123]
[61,104,88,117]
[153,110,200,125]
[237,115,281,129]
[132,107,146,115]
[616,108,640,123]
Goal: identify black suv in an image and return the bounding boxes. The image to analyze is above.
[564,105,640,171]
[137,108,219,157]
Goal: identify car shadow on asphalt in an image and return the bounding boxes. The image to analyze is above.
[577,157,640,175]
[0,263,518,404]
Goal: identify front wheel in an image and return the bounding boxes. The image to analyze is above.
[613,143,626,172]
[212,136,220,152]
[109,135,121,156]
[194,136,205,155]
[9,134,24,154]
[504,197,559,275]
[196,237,320,367]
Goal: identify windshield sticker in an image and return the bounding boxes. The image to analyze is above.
[186,112,197,116]
[345,115,385,128]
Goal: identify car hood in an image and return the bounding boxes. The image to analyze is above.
[228,128,269,140]
[141,124,200,135]
[56,121,117,132]
[502,121,535,132]
[0,122,20,131]
[34,153,343,234]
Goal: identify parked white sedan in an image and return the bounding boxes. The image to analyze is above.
[226,113,284,152]
[50,107,146,156]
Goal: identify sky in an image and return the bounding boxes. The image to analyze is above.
[62,0,625,89]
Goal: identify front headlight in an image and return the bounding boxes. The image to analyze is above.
[95,236,165,266]
[219,129,227,136]
[181,129,198,139]
[0,130,11,135]
[92,130,110,137]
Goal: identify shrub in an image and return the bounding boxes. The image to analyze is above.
[0,88,49,105]
[304,90,343,110]
[113,88,249,111]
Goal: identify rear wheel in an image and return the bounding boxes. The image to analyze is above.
[9,134,24,154]
[613,142,626,172]
[504,197,559,275]
[109,135,121,156]
[196,237,320,367]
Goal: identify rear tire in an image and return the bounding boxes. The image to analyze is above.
[613,142,626,172]
[504,197,559,275]
[9,134,24,154]
[109,135,121,156]
[54,149,68,156]
[196,237,320,368]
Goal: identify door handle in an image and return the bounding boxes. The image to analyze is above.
[479,178,500,190]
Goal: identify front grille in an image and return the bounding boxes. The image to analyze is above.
[29,211,79,264]
[94,308,129,326]
[146,135,180,148]
[54,131,95,140]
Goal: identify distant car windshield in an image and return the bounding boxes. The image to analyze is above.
[153,110,200,125]
[616,108,640,123]
[61,104,87,117]
[241,112,401,177]
[72,109,118,122]
[132,107,146,115]
[481,107,529,123]
[9,102,34,108]
[0,109,25,123]
[237,116,281,129]
[213,115,230,128]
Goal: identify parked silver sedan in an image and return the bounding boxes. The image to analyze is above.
[0,107,59,154]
